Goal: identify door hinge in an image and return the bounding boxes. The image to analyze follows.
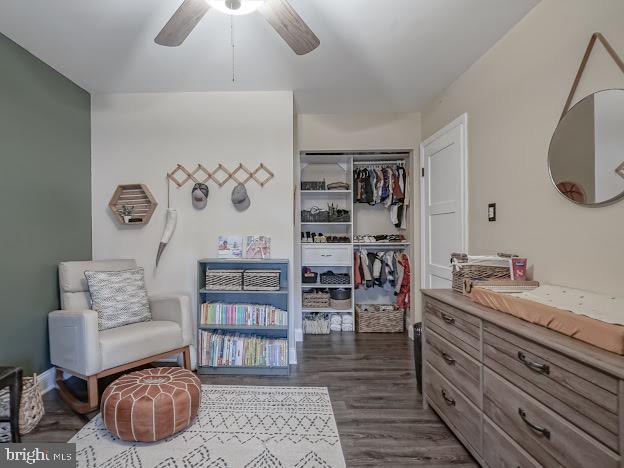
[421,168,425,177]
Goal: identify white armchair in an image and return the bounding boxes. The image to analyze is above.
[48,259,194,413]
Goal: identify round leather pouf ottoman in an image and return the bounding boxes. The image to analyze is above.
[101,367,201,442]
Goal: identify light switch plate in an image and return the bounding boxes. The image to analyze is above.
[488,203,496,222]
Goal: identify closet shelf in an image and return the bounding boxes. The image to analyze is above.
[299,242,352,246]
[301,190,351,194]
[301,222,352,225]
[353,242,410,248]
[301,283,354,289]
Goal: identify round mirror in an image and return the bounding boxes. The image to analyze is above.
[549,89,624,206]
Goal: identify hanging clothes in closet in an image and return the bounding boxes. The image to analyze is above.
[353,249,411,309]
[353,163,410,229]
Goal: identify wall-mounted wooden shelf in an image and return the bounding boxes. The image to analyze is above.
[108,184,158,225]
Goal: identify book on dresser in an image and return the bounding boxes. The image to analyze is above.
[197,258,290,375]
[421,289,624,468]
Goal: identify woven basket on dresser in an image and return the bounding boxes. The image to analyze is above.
[451,265,510,293]
[205,269,243,291]
[0,375,44,442]
[244,270,280,291]
[356,304,404,333]
[303,291,331,309]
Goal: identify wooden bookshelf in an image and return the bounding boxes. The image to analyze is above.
[197,258,290,376]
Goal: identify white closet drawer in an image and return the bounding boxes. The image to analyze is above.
[302,245,352,266]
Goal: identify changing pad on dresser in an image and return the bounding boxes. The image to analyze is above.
[469,285,624,355]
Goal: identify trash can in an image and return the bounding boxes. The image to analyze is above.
[413,322,422,394]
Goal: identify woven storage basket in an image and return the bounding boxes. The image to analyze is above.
[0,375,44,441]
[302,271,318,284]
[330,298,351,310]
[320,271,350,285]
[303,315,331,334]
[356,304,404,333]
[451,264,510,293]
[205,269,243,291]
[244,270,280,291]
[328,210,351,223]
[301,181,325,191]
[301,207,329,223]
[303,291,331,308]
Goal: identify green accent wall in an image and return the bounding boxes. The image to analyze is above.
[0,33,91,375]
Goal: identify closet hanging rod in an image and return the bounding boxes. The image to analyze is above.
[353,160,406,166]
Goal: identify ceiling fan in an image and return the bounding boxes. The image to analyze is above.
[155,0,320,55]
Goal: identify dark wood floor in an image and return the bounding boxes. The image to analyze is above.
[24,333,476,467]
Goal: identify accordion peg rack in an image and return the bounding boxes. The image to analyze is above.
[167,163,274,188]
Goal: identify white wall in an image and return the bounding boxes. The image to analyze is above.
[297,113,421,152]
[422,0,624,297]
[91,91,296,360]
[295,112,422,326]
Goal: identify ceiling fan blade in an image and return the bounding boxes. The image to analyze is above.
[259,0,320,55]
[155,0,210,47]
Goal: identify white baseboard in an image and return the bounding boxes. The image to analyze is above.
[294,328,303,342]
[37,367,70,395]
[289,347,297,365]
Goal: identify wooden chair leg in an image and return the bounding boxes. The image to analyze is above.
[55,369,99,414]
[182,346,192,370]
[87,375,99,410]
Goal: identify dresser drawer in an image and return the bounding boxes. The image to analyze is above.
[424,297,480,360]
[484,323,619,450]
[484,417,541,468]
[425,329,481,407]
[425,363,482,455]
[302,245,351,266]
[483,369,619,468]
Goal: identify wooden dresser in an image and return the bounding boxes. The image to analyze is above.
[422,289,624,468]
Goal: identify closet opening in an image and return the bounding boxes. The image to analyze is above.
[296,150,415,340]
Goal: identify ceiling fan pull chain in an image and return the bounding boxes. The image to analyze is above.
[231,16,236,83]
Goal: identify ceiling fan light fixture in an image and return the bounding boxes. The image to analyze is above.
[208,0,265,16]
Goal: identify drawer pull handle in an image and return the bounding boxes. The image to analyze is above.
[518,408,551,439]
[441,389,456,406]
[441,352,456,365]
[517,352,550,374]
[441,313,455,325]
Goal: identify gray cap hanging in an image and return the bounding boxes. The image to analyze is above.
[231,183,250,212]
[192,183,209,209]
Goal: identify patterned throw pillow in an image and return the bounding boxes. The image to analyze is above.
[84,268,151,330]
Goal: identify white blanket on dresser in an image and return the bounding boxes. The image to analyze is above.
[515,285,624,326]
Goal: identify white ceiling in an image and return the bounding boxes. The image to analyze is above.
[0,0,539,113]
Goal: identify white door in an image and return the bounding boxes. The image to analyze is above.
[420,114,468,288]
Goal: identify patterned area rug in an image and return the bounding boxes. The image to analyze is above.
[70,385,346,467]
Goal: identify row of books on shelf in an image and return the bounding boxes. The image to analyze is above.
[198,330,288,368]
[200,303,288,327]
